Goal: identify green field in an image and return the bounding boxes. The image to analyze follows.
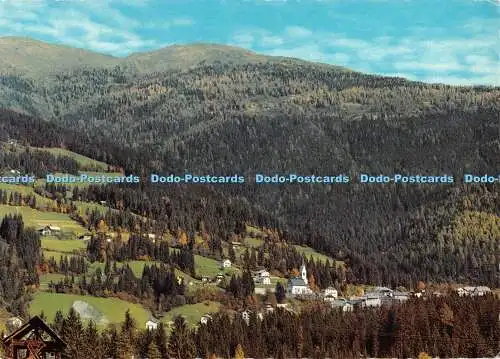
[293,245,344,267]
[43,250,78,262]
[41,238,87,252]
[0,205,86,234]
[161,301,220,327]
[29,292,150,327]
[33,147,110,172]
[194,255,240,277]
[39,273,68,290]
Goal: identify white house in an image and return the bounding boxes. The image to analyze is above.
[220,259,231,269]
[331,299,354,312]
[323,287,338,298]
[362,294,382,307]
[200,314,212,325]
[254,269,271,285]
[241,310,251,325]
[145,319,158,331]
[38,225,61,236]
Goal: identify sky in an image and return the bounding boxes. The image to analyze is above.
[0,0,498,85]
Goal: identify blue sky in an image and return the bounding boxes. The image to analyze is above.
[0,0,498,85]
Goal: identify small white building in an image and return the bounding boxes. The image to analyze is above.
[323,287,338,298]
[200,314,212,325]
[220,259,232,269]
[145,319,158,331]
[362,295,382,307]
[38,225,61,236]
[331,299,354,312]
[254,269,271,285]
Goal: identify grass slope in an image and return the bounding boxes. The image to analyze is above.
[0,205,86,234]
[29,292,150,327]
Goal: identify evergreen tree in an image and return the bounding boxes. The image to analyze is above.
[168,316,196,359]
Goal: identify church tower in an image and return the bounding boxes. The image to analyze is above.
[300,261,308,285]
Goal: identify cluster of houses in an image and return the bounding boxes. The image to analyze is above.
[456,286,492,297]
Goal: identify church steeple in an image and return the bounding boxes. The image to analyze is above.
[300,260,308,285]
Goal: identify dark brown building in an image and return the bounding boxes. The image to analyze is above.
[2,316,66,359]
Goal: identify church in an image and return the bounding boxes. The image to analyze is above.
[286,261,313,297]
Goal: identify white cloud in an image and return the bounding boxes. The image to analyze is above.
[285,26,313,38]
[231,21,499,85]
[0,0,164,55]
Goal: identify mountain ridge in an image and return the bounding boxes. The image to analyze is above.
[0,36,351,77]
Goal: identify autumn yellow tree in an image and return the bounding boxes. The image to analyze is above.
[97,219,109,233]
[417,352,432,359]
[179,230,188,246]
[234,344,245,359]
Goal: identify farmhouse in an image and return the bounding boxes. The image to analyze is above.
[145,318,158,331]
[220,258,232,268]
[38,225,61,236]
[323,286,338,298]
[253,269,271,285]
[331,299,354,312]
[200,314,212,325]
[2,316,66,359]
[77,234,92,241]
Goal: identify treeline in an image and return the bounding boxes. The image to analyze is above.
[0,145,80,176]
[30,295,500,359]
[0,214,41,314]
[47,262,187,313]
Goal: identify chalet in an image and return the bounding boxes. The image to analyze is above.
[215,273,225,284]
[393,290,410,302]
[264,303,274,313]
[241,310,251,325]
[2,316,66,359]
[253,269,271,285]
[220,259,231,269]
[323,287,338,298]
[200,314,212,325]
[362,294,382,308]
[145,318,158,331]
[331,299,354,312]
[38,225,61,236]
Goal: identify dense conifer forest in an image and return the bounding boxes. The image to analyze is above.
[0,39,498,358]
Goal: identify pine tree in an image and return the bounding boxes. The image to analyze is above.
[168,316,196,359]
[154,322,168,358]
[146,341,162,359]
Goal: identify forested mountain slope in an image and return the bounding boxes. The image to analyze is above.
[0,38,498,287]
